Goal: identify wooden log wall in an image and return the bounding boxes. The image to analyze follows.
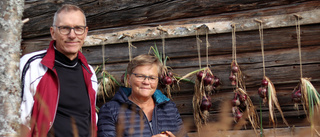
[21,0,320,134]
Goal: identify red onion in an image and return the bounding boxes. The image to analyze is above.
[292,87,302,103]
[261,79,268,87]
[204,76,213,86]
[213,77,221,86]
[201,96,212,111]
[162,76,173,85]
[231,98,240,106]
[197,71,204,80]
[258,87,268,98]
[172,77,177,84]
[239,94,247,102]
[231,65,239,73]
[235,109,243,121]
[167,71,173,77]
[229,74,236,81]
[231,80,236,86]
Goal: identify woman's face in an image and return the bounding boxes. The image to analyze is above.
[128,64,159,99]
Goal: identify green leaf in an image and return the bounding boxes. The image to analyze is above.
[95,65,102,75]
[107,73,121,86]
[150,43,163,64]
[175,76,195,84]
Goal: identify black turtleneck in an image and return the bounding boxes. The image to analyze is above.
[48,50,91,137]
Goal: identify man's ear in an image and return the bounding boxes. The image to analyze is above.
[50,26,56,40]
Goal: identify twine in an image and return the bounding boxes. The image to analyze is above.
[255,19,265,137]
[256,20,266,77]
[231,24,239,88]
[161,31,166,63]
[157,25,168,63]
[294,15,303,78]
[196,30,202,69]
[102,42,105,71]
[231,24,237,62]
[92,37,107,70]
[205,29,210,68]
[127,37,137,61]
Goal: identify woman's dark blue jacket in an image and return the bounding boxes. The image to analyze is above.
[97,87,183,137]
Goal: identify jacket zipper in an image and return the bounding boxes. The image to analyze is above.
[49,68,60,131]
[151,106,158,135]
[141,106,155,135]
[129,100,155,135]
[88,80,95,137]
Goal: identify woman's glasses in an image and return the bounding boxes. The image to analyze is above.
[132,73,158,83]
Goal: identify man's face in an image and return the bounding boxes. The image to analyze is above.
[50,10,88,60]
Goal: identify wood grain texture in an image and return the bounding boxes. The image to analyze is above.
[22,0,314,38]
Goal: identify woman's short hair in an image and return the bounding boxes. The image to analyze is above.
[52,4,86,26]
[127,54,163,76]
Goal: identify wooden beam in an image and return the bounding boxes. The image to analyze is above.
[83,8,320,46]
[22,0,311,38]
[21,1,320,48]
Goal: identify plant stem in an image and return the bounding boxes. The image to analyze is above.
[259,97,263,137]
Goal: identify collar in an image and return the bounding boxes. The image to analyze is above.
[41,40,91,74]
[54,48,79,68]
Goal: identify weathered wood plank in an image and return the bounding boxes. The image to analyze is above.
[22,23,320,64]
[84,5,320,46]
[21,1,320,48]
[91,43,320,89]
[22,0,312,38]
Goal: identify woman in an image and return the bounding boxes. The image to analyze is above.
[97,54,184,137]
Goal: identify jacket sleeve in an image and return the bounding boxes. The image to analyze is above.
[88,65,99,124]
[97,103,117,137]
[172,102,188,137]
[175,106,183,129]
[20,59,35,129]
[88,65,98,94]
[19,51,47,128]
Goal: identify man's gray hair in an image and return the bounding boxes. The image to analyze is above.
[52,4,86,26]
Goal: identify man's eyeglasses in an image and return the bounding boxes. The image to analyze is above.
[53,25,86,35]
[132,73,158,83]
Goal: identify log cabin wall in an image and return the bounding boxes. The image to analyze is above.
[21,0,320,135]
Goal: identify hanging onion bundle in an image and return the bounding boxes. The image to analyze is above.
[95,66,121,104]
[178,67,220,131]
[291,14,320,136]
[294,78,320,136]
[229,24,259,133]
[254,19,290,134]
[229,61,260,133]
[149,44,180,99]
[92,37,121,111]
[259,77,290,128]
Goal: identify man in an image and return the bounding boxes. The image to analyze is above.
[20,4,98,137]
